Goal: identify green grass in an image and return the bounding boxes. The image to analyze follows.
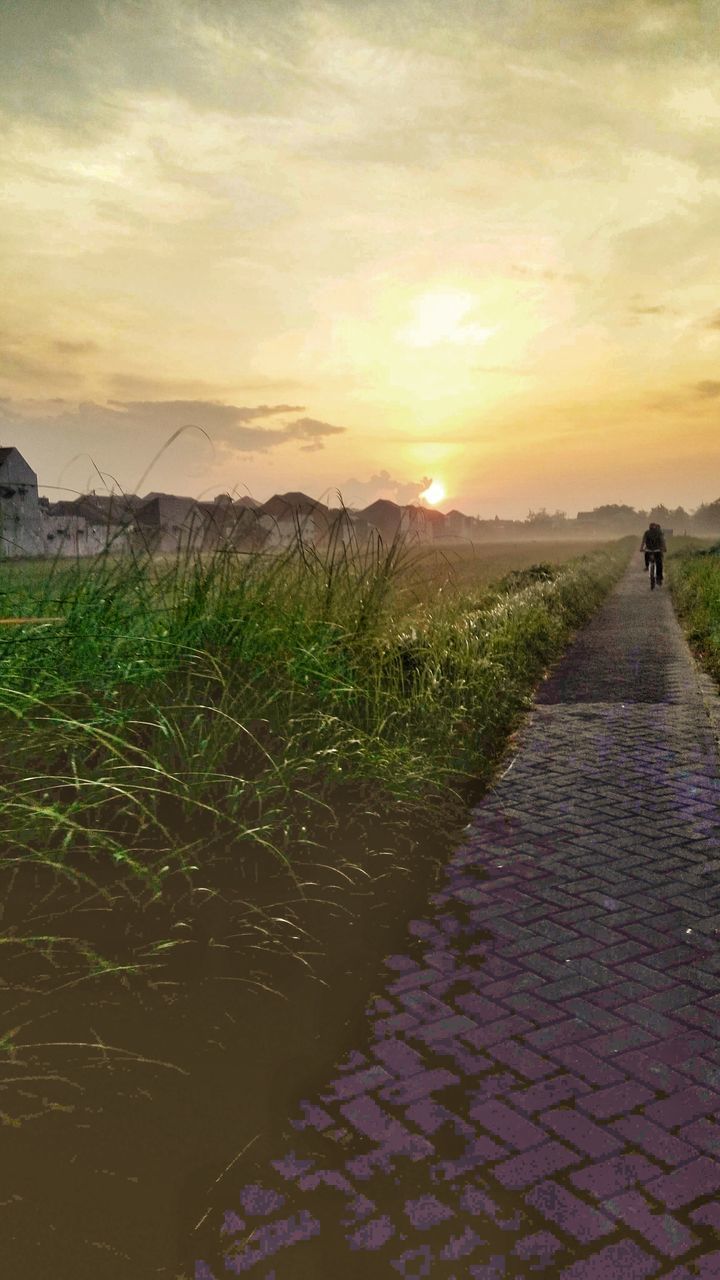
[668,537,720,682]
[0,532,632,987]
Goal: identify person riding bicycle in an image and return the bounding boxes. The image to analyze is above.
[640,521,667,585]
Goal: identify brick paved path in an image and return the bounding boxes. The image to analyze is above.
[196,558,720,1279]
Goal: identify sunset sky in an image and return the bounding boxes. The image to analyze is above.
[1,0,719,517]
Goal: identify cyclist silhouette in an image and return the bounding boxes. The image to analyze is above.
[640,521,666,585]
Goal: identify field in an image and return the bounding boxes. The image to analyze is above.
[0,532,632,1278]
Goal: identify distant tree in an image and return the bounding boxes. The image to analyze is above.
[693,499,720,531]
[648,504,671,524]
[526,507,567,526]
[589,504,638,521]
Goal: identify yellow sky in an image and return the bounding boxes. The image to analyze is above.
[1,0,719,516]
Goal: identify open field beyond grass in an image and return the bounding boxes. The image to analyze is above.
[0,533,632,1278]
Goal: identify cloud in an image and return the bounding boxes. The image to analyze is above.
[693,380,720,398]
[51,339,100,355]
[335,469,432,508]
[629,304,670,315]
[107,399,306,428]
[647,379,720,411]
[704,310,720,330]
[0,397,345,453]
[283,416,345,440]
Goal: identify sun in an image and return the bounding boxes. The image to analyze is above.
[419,479,446,505]
[400,291,496,348]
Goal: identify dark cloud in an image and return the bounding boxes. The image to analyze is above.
[694,380,720,398]
[283,416,345,440]
[0,0,313,134]
[629,304,670,315]
[51,339,99,354]
[107,399,306,428]
[106,372,312,399]
[0,333,85,383]
[0,396,345,454]
[647,379,720,411]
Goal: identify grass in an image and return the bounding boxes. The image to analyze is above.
[0,532,631,996]
[0,530,634,1277]
[668,536,720,682]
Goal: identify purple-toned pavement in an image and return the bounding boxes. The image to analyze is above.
[196,558,720,1278]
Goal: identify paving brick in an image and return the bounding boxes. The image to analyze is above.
[559,1239,660,1278]
[526,1018,596,1050]
[645,1085,720,1129]
[508,1074,590,1114]
[379,1068,459,1106]
[493,1140,580,1189]
[321,1066,392,1102]
[525,1180,614,1242]
[646,1156,720,1208]
[683,1117,720,1155]
[503,991,564,1023]
[453,992,507,1023]
[412,1013,477,1043]
[563,998,624,1031]
[691,1201,720,1230]
[577,1080,655,1119]
[605,1190,698,1257]
[584,1025,656,1057]
[607,1116,696,1167]
[371,1039,426,1077]
[550,1044,625,1085]
[462,1014,533,1049]
[484,1038,555,1080]
[611,1047,687,1093]
[570,1153,662,1199]
[696,1254,720,1278]
[542,1106,623,1157]
[469,1099,545,1150]
[513,1230,563,1263]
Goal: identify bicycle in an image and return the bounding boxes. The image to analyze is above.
[642,549,663,590]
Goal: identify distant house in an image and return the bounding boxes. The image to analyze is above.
[133,494,206,553]
[133,492,271,553]
[444,509,478,539]
[50,493,143,524]
[404,505,447,540]
[359,499,404,542]
[0,447,45,557]
[195,498,269,550]
[358,498,449,543]
[42,492,138,554]
[258,492,332,546]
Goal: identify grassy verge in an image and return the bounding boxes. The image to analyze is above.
[0,535,630,1003]
[668,537,720,682]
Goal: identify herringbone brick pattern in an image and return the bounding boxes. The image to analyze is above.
[196,561,720,1279]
